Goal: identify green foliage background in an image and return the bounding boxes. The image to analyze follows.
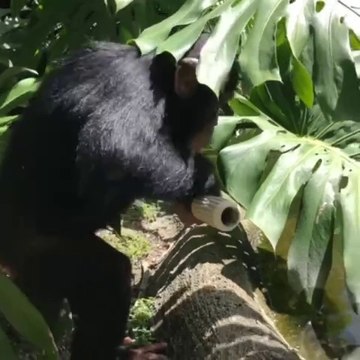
[0,0,360,357]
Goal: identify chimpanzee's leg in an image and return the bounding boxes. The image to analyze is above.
[15,250,66,336]
[16,234,132,360]
[64,235,132,360]
[16,234,167,360]
[63,236,168,360]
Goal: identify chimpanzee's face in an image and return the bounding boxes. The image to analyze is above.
[169,39,238,154]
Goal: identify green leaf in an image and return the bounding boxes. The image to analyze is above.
[210,116,240,151]
[317,120,360,157]
[239,0,287,87]
[350,30,360,51]
[0,273,58,358]
[228,95,260,117]
[0,66,38,89]
[288,155,341,304]
[0,15,14,37]
[11,1,82,67]
[312,0,360,121]
[154,0,233,61]
[0,115,18,126]
[214,115,294,210]
[354,50,360,78]
[340,165,360,312]
[291,56,314,108]
[285,0,313,59]
[340,2,360,42]
[214,112,360,308]
[0,326,17,360]
[134,0,218,54]
[285,0,315,105]
[249,83,288,126]
[0,9,10,17]
[112,0,134,13]
[245,136,319,247]
[0,77,39,115]
[11,0,26,16]
[196,0,256,95]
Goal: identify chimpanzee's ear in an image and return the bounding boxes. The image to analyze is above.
[174,57,199,98]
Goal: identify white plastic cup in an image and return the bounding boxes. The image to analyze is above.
[191,195,240,232]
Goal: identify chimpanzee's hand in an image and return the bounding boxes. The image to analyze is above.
[172,202,203,227]
[193,154,220,198]
[119,338,168,360]
[173,154,220,227]
[127,343,168,360]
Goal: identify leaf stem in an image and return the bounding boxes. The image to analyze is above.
[329,129,360,146]
[350,152,360,159]
[314,122,336,139]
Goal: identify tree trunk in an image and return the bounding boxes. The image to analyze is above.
[147,225,300,360]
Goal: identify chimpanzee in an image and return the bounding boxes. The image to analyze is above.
[0,34,239,359]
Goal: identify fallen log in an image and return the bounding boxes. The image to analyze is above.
[146,225,300,360]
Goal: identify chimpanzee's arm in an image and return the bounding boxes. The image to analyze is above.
[140,150,220,203]
[76,113,220,205]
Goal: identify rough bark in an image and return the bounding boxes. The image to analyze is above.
[147,225,300,360]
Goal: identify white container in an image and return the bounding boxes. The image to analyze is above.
[191,195,240,232]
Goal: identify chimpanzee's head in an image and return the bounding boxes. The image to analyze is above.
[152,33,239,154]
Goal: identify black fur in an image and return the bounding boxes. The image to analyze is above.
[0,39,238,359]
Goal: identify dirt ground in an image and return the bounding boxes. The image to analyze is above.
[99,200,185,284]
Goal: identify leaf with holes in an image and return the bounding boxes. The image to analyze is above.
[196,0,256,95]
[239,0,287,87]
[212,110,360,307]
[134,0,219,54]
[312,0,360,121]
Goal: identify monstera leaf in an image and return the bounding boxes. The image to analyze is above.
[203,0,360,315]
[134,0,360,107]
[0,273,58,359]
[211,95,360,309]
[134,0,286,96]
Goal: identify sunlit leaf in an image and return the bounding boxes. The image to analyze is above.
[285,0,313,59]
[0,273,58,358]
[155,0,234,61]
[354,50,360,78]
[213,112,360,309]
[134,0,218,54]
[339,1,360,41]
[0,66,38,89]
[239,0,287,86]
[288,156,341,303]
[245,135,319,247]
[0,77,39,115]
[197,0,255,95]
[340,165,360,312]
[291,55,314,108]
[350,31,360,51]
[312,0,360,121]
[285,0,315,106]
[113,0,134,13]
[0,115,18,126]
